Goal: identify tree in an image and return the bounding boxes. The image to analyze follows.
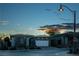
[4,37,11,48]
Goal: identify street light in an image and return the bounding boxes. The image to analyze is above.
[58,4,77,53]
[58,4,76,33]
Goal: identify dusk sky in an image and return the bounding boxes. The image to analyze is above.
[0,3,79,35]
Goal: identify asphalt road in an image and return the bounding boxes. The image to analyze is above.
[0,47,74,56]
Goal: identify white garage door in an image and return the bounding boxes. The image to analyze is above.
[35,40,49,47]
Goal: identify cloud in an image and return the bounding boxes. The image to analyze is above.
[16,24,21,26]
[0,20,9,25]
[19,27,48,35]
[0,27,48,36]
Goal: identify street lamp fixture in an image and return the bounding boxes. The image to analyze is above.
[58,4,64,12]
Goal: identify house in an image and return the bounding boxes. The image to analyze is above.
[10,34,35,49]
[9,32,79,49]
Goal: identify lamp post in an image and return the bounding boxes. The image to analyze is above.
[58,4,77,53]
[59,4,76,33]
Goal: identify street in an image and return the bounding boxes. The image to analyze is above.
[0,47,74,56]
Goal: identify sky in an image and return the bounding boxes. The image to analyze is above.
[0,3,79,35]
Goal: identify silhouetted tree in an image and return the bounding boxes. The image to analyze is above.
[4,37,11,49]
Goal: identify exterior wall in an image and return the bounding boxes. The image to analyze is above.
[49,35,69,48]
[29,38,36,48]
[26,38,30,48]
[14,37,26,49]
[10,36,27,49]
[62,36,68,48]
[10,36,35,49]
[10,37,16,48]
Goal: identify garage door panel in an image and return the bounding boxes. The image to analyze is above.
[35,40,49,47]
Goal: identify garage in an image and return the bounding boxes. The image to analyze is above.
[35,40,49,47]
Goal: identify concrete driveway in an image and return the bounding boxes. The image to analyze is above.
[0,47,74,56]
